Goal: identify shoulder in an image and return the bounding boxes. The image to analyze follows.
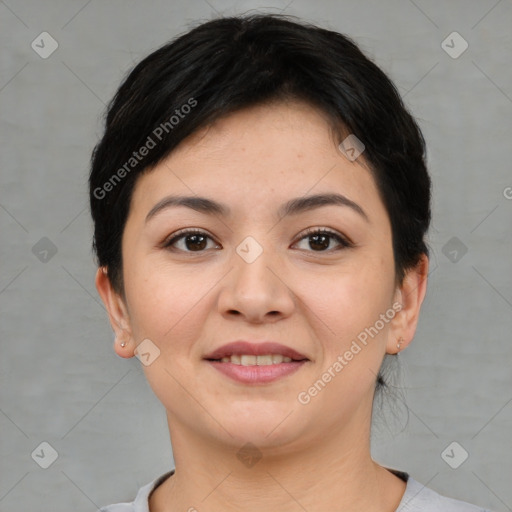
[399,475,493,512]
[100,505,134,512]
[100,469,493,512]
[99,471,175,512]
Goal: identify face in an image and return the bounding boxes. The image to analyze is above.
[97,100,426,454]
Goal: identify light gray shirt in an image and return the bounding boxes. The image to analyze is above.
[99,468,493,511]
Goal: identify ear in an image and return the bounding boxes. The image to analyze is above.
[386,254,429,354]
[95,267,134,358]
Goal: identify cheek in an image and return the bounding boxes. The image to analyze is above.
[305,262,392,341]
[124,255,211,347]
[123,259,213,401]
[303,269,394,400]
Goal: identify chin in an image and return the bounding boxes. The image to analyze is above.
[214,402,306,443]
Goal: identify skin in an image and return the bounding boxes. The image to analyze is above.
[96,99,428,512]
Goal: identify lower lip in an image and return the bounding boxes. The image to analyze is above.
[206,360,307,384]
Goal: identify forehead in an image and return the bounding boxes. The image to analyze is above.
[128,100,386,224]
[177,99,338,162]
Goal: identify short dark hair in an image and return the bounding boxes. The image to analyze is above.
[89,13,431,298]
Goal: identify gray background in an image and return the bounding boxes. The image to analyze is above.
[1,0,511,510]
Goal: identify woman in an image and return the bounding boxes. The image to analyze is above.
[90,14,492,512]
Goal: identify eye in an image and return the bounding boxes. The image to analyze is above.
[163,227,353,254]
[293,228,353,252]
[163,229,220,253]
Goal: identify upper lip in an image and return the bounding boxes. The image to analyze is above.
[204,341,309,361]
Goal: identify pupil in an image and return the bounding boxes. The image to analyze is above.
[310,234,328,251]
[186,234,207,251]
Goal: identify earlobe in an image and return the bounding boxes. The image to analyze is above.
[95,267,134,358]
[386,254,429,354]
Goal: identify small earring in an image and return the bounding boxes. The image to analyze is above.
[397,337,404,351]
[120,340,126,348]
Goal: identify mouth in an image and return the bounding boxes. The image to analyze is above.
[203,341,309,384]
[203,340,309,362]
[205,354,308,365]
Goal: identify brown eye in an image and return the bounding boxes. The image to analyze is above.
[308,233,331,251]
[164,230,219,252]
[182,233,208,251]
[294,229,353,252]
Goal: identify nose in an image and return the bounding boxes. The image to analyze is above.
[217,241,296,323]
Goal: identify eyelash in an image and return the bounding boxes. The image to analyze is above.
[163,227,354,254]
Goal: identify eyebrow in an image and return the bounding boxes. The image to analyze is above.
[145,193,369,223]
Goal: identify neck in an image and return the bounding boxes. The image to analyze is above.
[149,407,406,512]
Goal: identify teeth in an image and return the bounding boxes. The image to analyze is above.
[218,354,293,365]
[241,355,257,366]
